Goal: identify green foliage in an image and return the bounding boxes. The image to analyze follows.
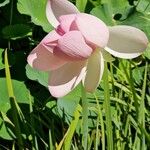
[0,78,30,113]
[91,0,133,25]
[26,64,49,87]
[57,86,81,119]
[0,49,5,70]
[76,0,88,12]
[144,45,150,59]
[0,115,14,140]
[136,0,150,14]
[0,0,9,7]
[121,12,150,39]
[17,0,52,32]
[2,24,31,40]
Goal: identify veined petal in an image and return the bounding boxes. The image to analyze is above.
[27,43,66,71]
[58,14,76,33]
[106,25,149,59]
[42,30,61,44]
[46,0,79,28]
[48,60,87,98]
[83,49,104,92]
[75,13,109,48]
[57,31,93,60]
[42,30,61,50]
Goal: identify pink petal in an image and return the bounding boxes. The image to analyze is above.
[46,0,79,28]
[42,30,61,44]
[53,46,76,61]
[27,43,66,71]
[42,30,61,50]
[58,14,76,33]
[48,60,87,98]
[106,25,149,59]
[57,31,93,60]
[74,13,109,48]
[83,49,104,92]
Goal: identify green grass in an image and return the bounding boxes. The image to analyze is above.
[2,53,149,149]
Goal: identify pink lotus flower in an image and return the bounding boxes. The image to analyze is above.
[27,0,148,98]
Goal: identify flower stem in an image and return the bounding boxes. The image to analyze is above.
[81,84,88,150]
[4,50,23,149]
[103,62,113,150]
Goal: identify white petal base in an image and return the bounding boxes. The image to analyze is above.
[83,49,104,92]
[104,46,141,59]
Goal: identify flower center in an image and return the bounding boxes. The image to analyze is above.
[56,25,65,36]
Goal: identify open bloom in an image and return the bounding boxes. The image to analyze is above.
[27,0,148,98]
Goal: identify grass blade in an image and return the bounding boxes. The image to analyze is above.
[4,49,23,149]
[139,62,148,150]
[103,62,113,150]
[81,84,89,150]
[76,0,87,12]
[94,94,105,150]
[59,104,82,150]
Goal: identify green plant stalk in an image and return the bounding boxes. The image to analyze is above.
[120,61,140,149]
[140,62,147,150]
[144,2,150,12]
[76,0,87,12]
[64,104,82,150]
[4,50,23,149]
[81,84,88,150]
[120,61,139,119]
[110,63,115,97]
[103,62,113,150]
[49,130,54,150]
[110,63,121,149]
[95,117,100,150]
[129,62,139,115]
[8,0,13,49]
[94,94,105,150]
[134,62,148,149]
[9,98,24,149]
[122,115,130,150]
[88,130,96,150]
[28,92,36,149]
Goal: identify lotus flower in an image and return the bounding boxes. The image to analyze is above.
[27,0,148,98]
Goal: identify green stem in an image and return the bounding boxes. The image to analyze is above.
[110,63,115,97]
[76,0,87,12]
[120,61,139,119]
[103,62,113,150]
[144,2,150,12]
[10,98,24,150]
[4,50,23,149]
[81,84,88,150]
[8,0,13,50]
[140,62,148,150]
[94,94,105,150]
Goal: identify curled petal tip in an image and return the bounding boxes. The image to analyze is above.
[75,13,109,48]
[48,61,87,98]
[46,0,79,27]
[57,31,93,60]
